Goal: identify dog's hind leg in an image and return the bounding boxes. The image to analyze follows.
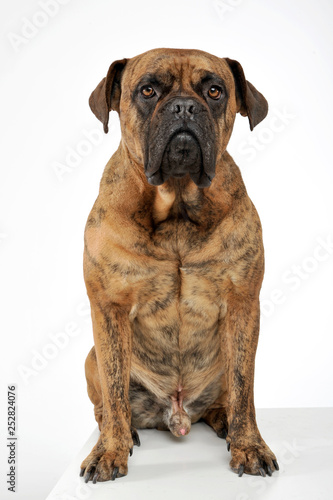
[85,346,141,446]
[201,404,229,439]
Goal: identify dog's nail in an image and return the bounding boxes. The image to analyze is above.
[84,470,93,483]
[266,465,273,476]
[227,442,230,452]
[111,467,119,481]
[259,467,266,477]
[93,472,99,484]
[131,428,141,447]
[129,447,133,457]
[79,468,85,477]
[218,429,227,439]
[238,464,244,477]
[273,459,279,471]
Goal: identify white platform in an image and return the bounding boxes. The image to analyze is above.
[46,408,333,500]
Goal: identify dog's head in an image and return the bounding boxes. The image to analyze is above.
[89,48,268,188]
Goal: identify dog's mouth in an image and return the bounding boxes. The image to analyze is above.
[145,114,216,188]
[162,130,202,178]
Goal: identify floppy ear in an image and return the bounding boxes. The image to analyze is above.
[89,58,128,133]
[225,58,268,131]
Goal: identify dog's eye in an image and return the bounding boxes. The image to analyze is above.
[208,86,222,100]
[141,86,156,98]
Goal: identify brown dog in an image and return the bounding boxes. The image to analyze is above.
[80,48,278,483]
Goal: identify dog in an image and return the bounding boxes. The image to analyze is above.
[80,48,279,483]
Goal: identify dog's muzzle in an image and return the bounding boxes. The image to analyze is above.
[145,97,216,188]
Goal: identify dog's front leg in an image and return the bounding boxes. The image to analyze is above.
[80,302,133,483]
[224,297,279,477]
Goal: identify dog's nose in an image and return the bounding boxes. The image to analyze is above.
[169,98,196,118]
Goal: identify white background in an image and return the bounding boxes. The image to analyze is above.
[1,0,332,498]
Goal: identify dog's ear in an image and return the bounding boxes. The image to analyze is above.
[89,58,128,133]
[225,58,268,131]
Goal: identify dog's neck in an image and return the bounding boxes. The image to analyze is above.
[152,177,198,224]
[151,152,245,227]
[107,143,245,230]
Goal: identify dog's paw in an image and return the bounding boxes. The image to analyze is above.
[80,437,132,483]
[227,437,279,477]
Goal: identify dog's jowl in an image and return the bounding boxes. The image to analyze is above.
[80,48,279,483]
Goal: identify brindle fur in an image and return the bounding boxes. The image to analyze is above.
[80,48,278,482]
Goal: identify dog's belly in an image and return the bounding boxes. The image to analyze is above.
[129,264,223,420]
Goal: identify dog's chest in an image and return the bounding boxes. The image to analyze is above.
[129,220,225,402]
